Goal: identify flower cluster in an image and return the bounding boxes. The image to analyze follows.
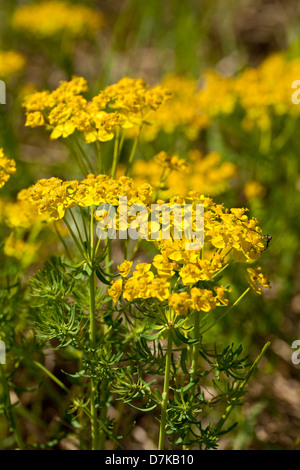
[108,257,230,314]
[0,50,26,79]
[12,1,105,39]
[140,74,210,141]
[108,193,268,314]
[3,235,39,266]
[131,150,236,198]
[19,174,154,221]
[138,52,300,142]
[197,70,236,118]
[243,181,266,201]
[23,76,171,143]
[233,53,300,130]
[0,148,16,189]
[154,151,187,172]
[169,286,229,315]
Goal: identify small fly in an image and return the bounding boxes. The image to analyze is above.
[261,234,272,251]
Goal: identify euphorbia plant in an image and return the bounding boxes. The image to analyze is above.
[1,76,270,450]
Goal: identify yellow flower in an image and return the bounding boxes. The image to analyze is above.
[4,235,39,268]
[244,181,266,201]
[179,263,202,286]
[123,271,154,301]
[149,278,170,301]
[131,150,236,200]
[141,74,209,141]
[20,175,155,222]
[154,151,187,172]
[0,50,26,79]
[168,292,191,316]
[117,260,133,278]
[190,288,216,312]
[25,111,45,128]
[12,1,105,39]
[152,254,175,279]
[19,177,78,220]
[133,263,152,276]
[108,279,123,303]
[0,149,16,189]
[4,197,50,229]
[247,267,270,294]
[23,76,170,144]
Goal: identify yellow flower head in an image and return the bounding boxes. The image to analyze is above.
[117,260,133,278]
[0,149,16,189]
[23,76,170,144]
[247,267,270,294]
[12,1,105,39]
[168,292,191,316]
[0,50,26,79]
[108,279,123,303]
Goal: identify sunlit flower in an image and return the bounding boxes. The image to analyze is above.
[0,149,16,189]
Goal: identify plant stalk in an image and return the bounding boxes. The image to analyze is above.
[158,328,172,450]
[0,365,25,450]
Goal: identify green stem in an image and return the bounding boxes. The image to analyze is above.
[105,238,112,274]
[111,127,120,179]
[90,205,95,259]
[64,217,87,261]
[158,329,172,450]
[94,235,103,258]
[79,207,89,244]
[88,204,100,450]
[0,365,25,450]
[76,138,95,174]
[53,221,72,260]
[95,141,103,174]
[191,311,200,382]
[89,268,100,450]
[183,311,200,450]
[65,139,89,177]
[125,126,141,176]
[259,126,271,155]
[33,360,70,394]
[70,209,85,250]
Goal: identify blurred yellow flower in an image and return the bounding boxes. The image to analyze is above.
[0,149,16,189]
[0,50,26,79]
[244,181,266,201]
[12,1,105,39]
[247,267,270,294]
